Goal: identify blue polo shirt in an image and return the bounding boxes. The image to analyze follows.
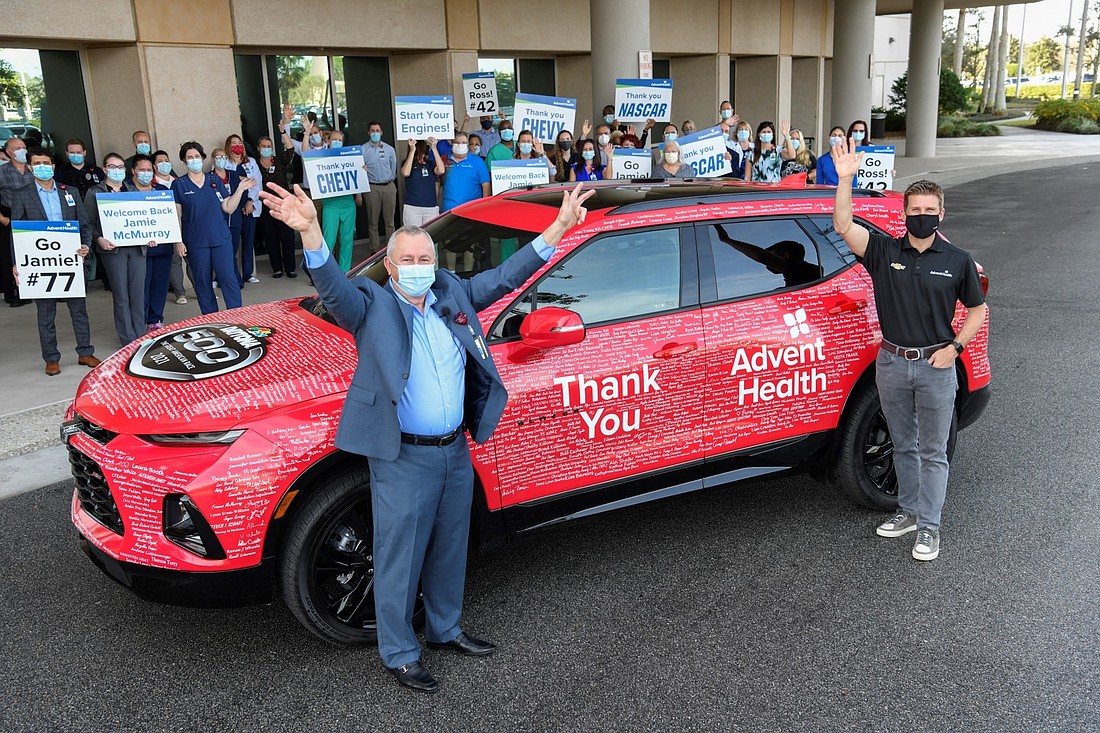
[441,154,490,212]
[172,173,231,248]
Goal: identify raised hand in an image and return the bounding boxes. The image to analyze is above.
[556,183,597,230]
[626,124,637,136]
[831,136,863,180]
[427,137,438,148]
[238,176,257,190]
[408,137,417,150]
[581,119,592,137]
[533,139,545,156]
[779,119,791,137]
[645,118,656,130]
[259,182,318,237]
[281,104,293,125]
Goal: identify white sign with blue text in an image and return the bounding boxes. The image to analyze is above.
[394,96,455,141]
[611,148,653,179]
[676,126,732,177]
[462,72,499,116]
[512,93,577,144]
[94,190,182,244]
[857,145,895,190]
[12,220,86,299]
[302,146,371,200]
[490,159,550,196]
[614,79,673,122]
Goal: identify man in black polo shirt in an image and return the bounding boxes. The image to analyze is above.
[832,138,987,561]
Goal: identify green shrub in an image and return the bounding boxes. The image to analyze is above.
[1032,98,1100,132]
[1054,116,1100,134]
[1008,82,1096,100]
[937,116,1001,137]
[888,69,970,114]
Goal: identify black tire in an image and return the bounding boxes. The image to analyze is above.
[277,467,423,646]
[832,383,957,510]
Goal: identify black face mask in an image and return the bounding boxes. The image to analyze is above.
[906,213,939,239]
[480,120,493,130]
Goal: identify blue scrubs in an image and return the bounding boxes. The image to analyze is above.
[172,173,243,313]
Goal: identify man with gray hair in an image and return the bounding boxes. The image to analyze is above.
[0,136,33,306]
[260,179,595,693]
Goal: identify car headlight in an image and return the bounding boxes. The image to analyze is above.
[163,494,226,560]
[142,430,245,446]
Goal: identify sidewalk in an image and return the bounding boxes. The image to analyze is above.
[2,125,1099,484]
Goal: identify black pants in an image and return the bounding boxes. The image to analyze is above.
[260,208,296,275]
[1,216,18,302]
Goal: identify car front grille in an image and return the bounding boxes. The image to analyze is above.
[69,445,124,536]
[72,415,118,445]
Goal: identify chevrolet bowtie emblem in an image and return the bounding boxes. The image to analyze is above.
[890,263,907,270]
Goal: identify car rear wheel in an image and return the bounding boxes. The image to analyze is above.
[832,383,957,510]
[277,467,423,646]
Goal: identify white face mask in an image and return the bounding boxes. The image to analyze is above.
[664,152,679,164]
[453,143,469,156]
[597,134,610,146]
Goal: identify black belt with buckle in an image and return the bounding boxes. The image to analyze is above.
[373,180,394,186]
[881,340,949,361]
[400,427,464,446]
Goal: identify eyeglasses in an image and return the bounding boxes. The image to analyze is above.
[105,164,125,170]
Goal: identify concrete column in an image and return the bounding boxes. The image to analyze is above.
[829,0,875,134]
[590,0,650,114]
[906,0,945,158]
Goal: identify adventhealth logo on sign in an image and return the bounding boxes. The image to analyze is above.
[729,309,827,405]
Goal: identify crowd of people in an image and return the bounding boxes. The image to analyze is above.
[0,100,876,375]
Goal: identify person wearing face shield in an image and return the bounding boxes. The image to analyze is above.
[260,179,597,694]
[0,137,33,306]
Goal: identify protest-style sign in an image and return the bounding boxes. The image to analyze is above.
[614,79,673,122]
[394,96,455,141]
[676,126,732,178]
[94,190,182,245]
[302,146,371,200]
[512,93,577,144]
[611,148,653,179]
[462,72,499,117]
[12,220,86,299]
[490,159,550,196]
[856,145,895,190]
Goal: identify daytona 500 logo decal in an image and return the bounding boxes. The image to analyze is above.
[127,324,275,381]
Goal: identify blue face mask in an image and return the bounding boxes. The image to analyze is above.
[500,129,514,142]
[852,130,866,142]
[329,140,343,149]
[471,146,481,155]
[106,168,127,183]
[737,129,750,142]
[518,142,533,155]
[791,139,801,150]
[13,149,27,163]
[369,132,382,143]
[136,171,155,186]
[33,164,54,181]
[664,132,677,142]
[830,135,843,147]
[213,156,228,169]
[309,133,323,145]
[157,161,174,175]
[581,150,595,161]
[68,153,85,166]
[604,114,615,124]
[186,158,204,173]
[391,261,435,297]
[135,143,151,155]
[721,109,733,119]
[759,132,774,144]
[259,147,274,158]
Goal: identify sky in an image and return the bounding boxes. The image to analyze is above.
[962,0,1095,43]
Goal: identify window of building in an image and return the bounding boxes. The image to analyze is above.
[1,48,93,161]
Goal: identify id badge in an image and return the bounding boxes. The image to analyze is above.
[216,191,224,203]
[421,167,429,177]
[65,192,76,207]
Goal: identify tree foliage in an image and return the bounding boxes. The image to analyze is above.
[888,69,969,114]
[0,59,24,108]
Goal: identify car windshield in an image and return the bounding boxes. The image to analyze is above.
[298,212,541,323]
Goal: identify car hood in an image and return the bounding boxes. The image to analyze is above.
[73,298,355,434]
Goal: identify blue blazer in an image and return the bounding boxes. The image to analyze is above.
[309,243,547,461]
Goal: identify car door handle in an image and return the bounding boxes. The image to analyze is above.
[653,343,698,359]
[828,298,867,315]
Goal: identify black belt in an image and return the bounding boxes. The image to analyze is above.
[881,340,950,361]
[400,427,464,446]
[373,180,394,186]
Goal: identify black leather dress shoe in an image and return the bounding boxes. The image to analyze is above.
[427,632,496,657]
[388,661,438,693]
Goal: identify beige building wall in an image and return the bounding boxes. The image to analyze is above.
[791,56,825,152]
[16,0,135,43]
[672,55,729,130]
[556,56,593,133]
[728,0,783,56]
[231,0,447,49]
[651,0,720,55]
[734,55,792,131]
[85,46,151,158]
[478,0,590,53]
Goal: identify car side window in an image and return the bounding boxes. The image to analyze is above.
[491,227,683,338]
[700,218,823,303]
[805,215,859,273]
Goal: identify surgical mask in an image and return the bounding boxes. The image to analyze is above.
[329,140,343,149]
[230,144,245,156]
[391,261,435,297]
[136,171,155,186]
[664,132,677,142]
[683,127,695,134]
[518,142,533,155]
[664,152,679,164]
[905,214,940,239]
[737,129,750,142]
[106,168,126,183]
[830,135,843,147]
[369,132,382,143]
[721,109,733,119]
[852,131,866,142]
[186,158,204,173]
[500,129,514,142]
[309,133,323,145]
[33,164,54,181]
[791,139,801,150]
[480,120,493,130]
[259,147,274,158]
[68,153,85,165]
[13,149,27,164]
[597,134,610,146]
[581,150,595,161]
[603,114,615,124]
[214,156,228,169]
[157,161,174,175]
[558,139,572,150]
[471,145,481,155]
[135,143,151,155]
[453,143,469,156]
[760,133,774,144]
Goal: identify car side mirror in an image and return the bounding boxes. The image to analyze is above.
[519,307,585,348]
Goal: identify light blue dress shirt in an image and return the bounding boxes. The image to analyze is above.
[304,235,555,435]
[362,142,398,184]
[37,181,63,221]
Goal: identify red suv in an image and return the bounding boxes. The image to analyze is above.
[65,180,990,644]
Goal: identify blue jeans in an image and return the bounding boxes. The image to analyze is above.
[368,437,473,669]
[876,348,957,530]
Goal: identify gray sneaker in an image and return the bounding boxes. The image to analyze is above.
[912,528,940,561]
[876,511,917,537]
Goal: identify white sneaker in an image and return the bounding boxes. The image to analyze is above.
[876,512,917,538]
[912,528,940,561]
[247,276,260,283]
[175,295,188,305]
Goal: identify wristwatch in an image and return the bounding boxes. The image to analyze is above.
[951,340,964,354]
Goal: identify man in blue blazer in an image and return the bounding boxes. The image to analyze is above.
[261,180,595,693]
